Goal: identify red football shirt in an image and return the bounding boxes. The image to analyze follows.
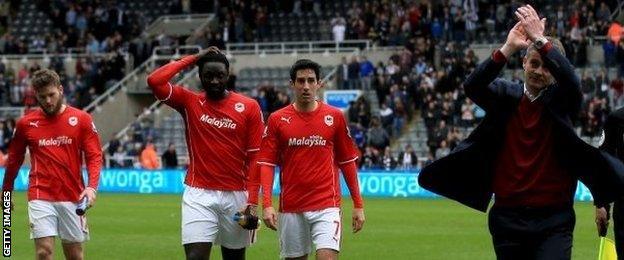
[257,102,359,212]
[147,55,264,191]
[3,106,102,202]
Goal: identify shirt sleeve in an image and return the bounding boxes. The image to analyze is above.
[259,164,275,208]
[246,151,260,205]
[246,101,264,152]
[146,55,197,109]
[245,101,265,205]
[334,112,359,165]
[257,114,279,166]
[339,160,363,208]
[80,113,103,190]
[2,120,27,191]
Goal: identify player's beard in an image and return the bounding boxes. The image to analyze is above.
[39,97,64,116]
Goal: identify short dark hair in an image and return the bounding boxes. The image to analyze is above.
[526,36,566,57]
[290,59,321,81]
[31,69,61,91]
[197,50,229,73]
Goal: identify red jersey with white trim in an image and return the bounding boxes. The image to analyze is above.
[257,102,359,212]
[2,106,102,202]
[146,56,264,191]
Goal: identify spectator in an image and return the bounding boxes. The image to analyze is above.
[398,144,417,171]
[111,146,127,168]
[366,117,390,151]
[435,140,450,159]
[332,17,346,42]
[161,143,179,169]
[379,102,394,132]
[108,136,121,156]
[347,56,361,89]
[360,146,379,170]
[337,56,349,89]
[360,56,374,91]
[139,142,160,170]
[381,147,396,171]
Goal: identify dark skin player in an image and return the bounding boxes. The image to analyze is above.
[183,47,247,260]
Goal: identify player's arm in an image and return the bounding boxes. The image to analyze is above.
[339,161,365,233]
[3,121,27,190]
[256,114,280,230]
[79,114,103,206]
[334,112,365,233]
[258,163,277,230]
[245,102,265,211]
[245,152,260,207]
[2,121,27,209]
[146,52,204,108]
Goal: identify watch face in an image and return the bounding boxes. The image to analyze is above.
[535,39,545,48]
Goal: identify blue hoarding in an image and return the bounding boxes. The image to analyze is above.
[323,90,361,110]
[0,169,595,202]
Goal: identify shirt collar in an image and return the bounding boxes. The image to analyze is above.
[523,84,544,102]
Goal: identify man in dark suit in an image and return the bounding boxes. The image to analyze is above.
[596,107,624,258]
[419,5,624,259]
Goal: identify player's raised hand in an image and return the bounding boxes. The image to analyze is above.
[515,5,546,41]
[195,46,223,59]
[79,187,97,208]
[262,206,278,231]
[352,208,365,233]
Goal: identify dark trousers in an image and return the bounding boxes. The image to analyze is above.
[488,206,575,260]
[614,197,624,259]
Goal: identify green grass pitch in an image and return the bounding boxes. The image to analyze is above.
[5,192,610,259]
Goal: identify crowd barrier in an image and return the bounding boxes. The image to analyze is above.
[0,168,595,201]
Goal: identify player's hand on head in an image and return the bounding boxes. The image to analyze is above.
[595,207,609,236]
[515,5,545,41]
[79,187,97,208]
[352,208,365,233]
[196,46,223,59]
[262,206,278,231]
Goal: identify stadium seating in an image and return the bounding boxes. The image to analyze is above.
[236,66,335,90]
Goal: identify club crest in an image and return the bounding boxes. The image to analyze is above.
[69,116,78,126]
[235,102,245,113]
[324,115,334,126]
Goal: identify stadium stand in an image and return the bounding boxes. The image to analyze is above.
[1,0,624,171]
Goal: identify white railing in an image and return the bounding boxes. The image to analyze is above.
[225,40,371,55]
[152,45,202,57]
[0,51,124,63]
[145,13,214,35]
[0,107,25,119]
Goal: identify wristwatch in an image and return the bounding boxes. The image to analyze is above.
[534,37,548,49]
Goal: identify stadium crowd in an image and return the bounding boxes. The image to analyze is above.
[0,53,126,109]
[0,0,623,171]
